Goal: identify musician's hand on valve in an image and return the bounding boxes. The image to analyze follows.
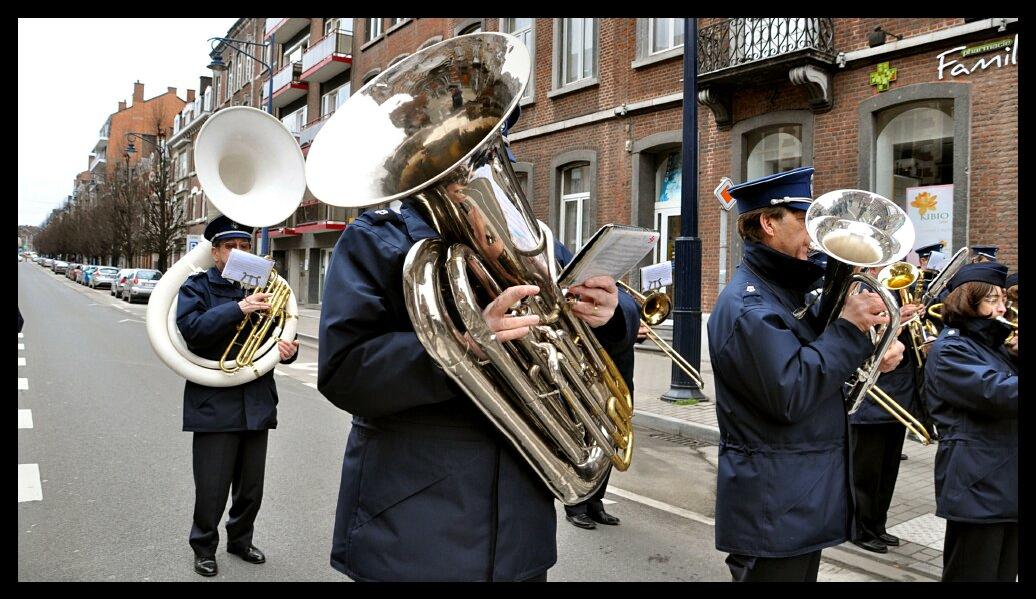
[569,276,619,328]
[839,290,890,334]
[239,292,272,315]
[900,303,923,321]
[878,339,905,373]
[1008,332,1019,356]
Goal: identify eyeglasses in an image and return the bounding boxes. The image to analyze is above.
[221,241,252,251]
[981,294,1006,306]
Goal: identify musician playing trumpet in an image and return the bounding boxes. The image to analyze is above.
[177,215,299,577]
[922,262,1017,581]
[707,168,905,582]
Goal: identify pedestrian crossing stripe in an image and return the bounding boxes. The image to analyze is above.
[18,358,26,366]
[19,379,28,390]
[18,344,25,350]
[18,409,32,429]
[18,464,42,502]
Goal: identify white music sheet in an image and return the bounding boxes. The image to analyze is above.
[221,249,274,289]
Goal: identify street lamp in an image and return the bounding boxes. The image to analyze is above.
[207,36,275,256]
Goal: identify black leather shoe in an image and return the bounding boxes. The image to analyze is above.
[194,556,218,577]
[900,453,908,460]
[878,533,900,546]
[228,544,266,564]
[852,538,888,554]
[565,513,596,530]
[588,509,621,526]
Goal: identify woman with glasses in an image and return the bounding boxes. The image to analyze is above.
[176,215,300,577]
[923,262,1017,582]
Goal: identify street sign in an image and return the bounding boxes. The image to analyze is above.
[186,235,203,253]
[714,177,735,211]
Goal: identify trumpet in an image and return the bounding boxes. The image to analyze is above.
[877,261,926,366]
[616,281,705,390]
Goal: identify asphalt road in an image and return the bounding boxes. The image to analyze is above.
[17,260,875,582]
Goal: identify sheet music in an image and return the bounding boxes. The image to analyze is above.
[557,225,658,288]
[221,249,275,289]
[927,250,949,272]
[640,261,673,292]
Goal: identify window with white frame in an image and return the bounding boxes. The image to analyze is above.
[391,18,407,27]
[284,35,310,65]
[281,106,307,136]
[365,18,383,43]
[560,18,597,86]
[326,17,354,36]
[237,59,244,90]
[321,82,351,117]
[649,18,684,54]
[503,18,534,99]
[227,60,234,99]
[559,164,592,252]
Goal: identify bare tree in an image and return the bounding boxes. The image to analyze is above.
[133,107,184,271]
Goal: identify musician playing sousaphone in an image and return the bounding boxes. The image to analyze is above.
[707,167,906,582]
[177,215,299,577]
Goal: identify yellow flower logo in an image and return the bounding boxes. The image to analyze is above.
[911,192,938,216]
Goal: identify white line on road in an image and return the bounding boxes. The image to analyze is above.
[18,357,26,366]
[18,464,42,502]
[19,378,28,390]
[18,409,32,429]
[18,343,25,350]
[607,486,716,527]
[304,382,319,389]
[18,333,23,338]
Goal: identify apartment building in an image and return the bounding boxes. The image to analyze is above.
[196,17,1017,310]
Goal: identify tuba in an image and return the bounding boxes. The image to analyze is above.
[306,33,632,505]
[146,107,305,387]
[805,189,915,415]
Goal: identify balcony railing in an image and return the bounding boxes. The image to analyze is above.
[266,62,303,97]
[302,30,353,73]
[698,18,835,75]
[299,116,329,146]
[89,154,107,172]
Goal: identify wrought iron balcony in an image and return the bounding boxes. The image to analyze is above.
[698,18,835,78]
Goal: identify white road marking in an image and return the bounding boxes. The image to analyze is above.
[601,498,616,505]
[18,358,26,366]
[304,382,319,389]
[606,486,715,527]
[118,319,130,323]
[19,379,28,390]
[18,464,43,502]
[18,333,23,338]
[18,344,25,350]
[18,409,32,429]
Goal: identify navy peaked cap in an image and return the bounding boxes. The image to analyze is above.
[728,166,815,214]
[204,215,254,243]
[947,262,1008,291]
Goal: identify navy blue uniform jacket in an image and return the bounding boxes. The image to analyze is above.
[707,242,873,557]
[317,202,638,581]
[923,321,1017,522]
[176,267,296,432]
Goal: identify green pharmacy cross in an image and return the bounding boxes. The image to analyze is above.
[869,62,897,92]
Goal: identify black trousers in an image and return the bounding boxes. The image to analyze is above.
[725,551,822,582]
[564,468,611,517]
[189,430,269,558]
[850,422,905,542]
[943,520,1018,582]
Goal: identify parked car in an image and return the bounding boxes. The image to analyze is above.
[42,258,53,268]
[52,260,69,274]
[89,266,119,289]
[68,264,83,281]
[112,268,135,297]
[122,269,163,303]
[81,265,101,285]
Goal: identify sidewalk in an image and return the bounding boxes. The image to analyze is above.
[293,304,943,581]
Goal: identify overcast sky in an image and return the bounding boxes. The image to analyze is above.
[18,18,239,226]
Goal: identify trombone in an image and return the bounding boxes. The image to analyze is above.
[616,281,705,390]
[867,384,932,445]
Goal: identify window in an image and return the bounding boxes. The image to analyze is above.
[559,164,593,252]
[365,18,383,43]
[560,18,597,86]
[281,106,307,136]
[284,35,310,65]
[745,125,803,179]
[390,18,407,28]
[502,18,534,101]
[458,22,481,35]
[321,82,351,117]
[326,17,353,36]
[227,60,234,99]
[874,100,954,205]
[237,59,244,90]
[653,152,681,300]
[649,18,684,54]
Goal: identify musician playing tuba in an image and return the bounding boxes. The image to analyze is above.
[314,34,638,576]
[178,216,299,577]
[922,262,1017,582]
[706,168,906,582]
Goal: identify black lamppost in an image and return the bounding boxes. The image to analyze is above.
[662,18,707,403]
[207,36,275,256]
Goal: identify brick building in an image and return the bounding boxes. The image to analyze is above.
[194,17,1017,311]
